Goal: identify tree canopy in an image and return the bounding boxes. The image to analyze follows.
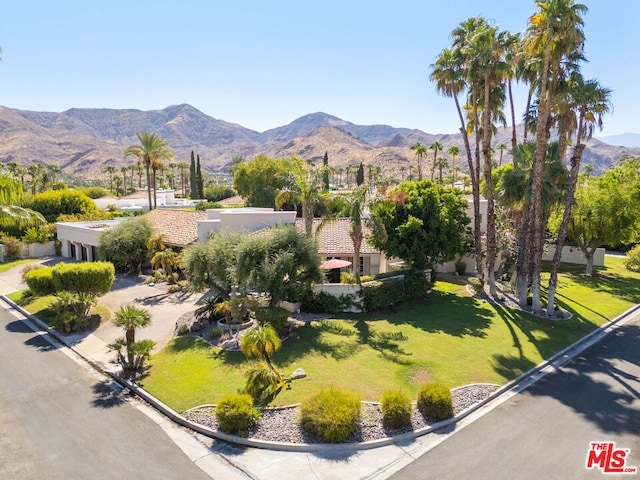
[369,180,470,271]
[232,155,291,208]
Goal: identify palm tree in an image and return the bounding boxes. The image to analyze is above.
[546,76,611,315]
[447,146,460,185]
[48,164,61,185]
[520,0,588,311]
[0,176,46,235]
[124,132,173,210]
[151,249,179,284]
[275,157,329,237]
[177,162,189,196]
[111,305,152,369]
[120,166,129,194]
[496,142,508,167]
[113,175,123,197]
[241,324,282,376]
[136,164,144,188]
[342,186,368,283]
[105,165,116,194]
[429,141,443,181]
[410,142,427,181]
[435,156,449,184]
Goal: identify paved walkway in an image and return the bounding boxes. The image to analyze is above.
[0,257,203,370]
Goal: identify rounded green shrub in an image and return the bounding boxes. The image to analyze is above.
[381,390,412,429]
[467,276,484,294]
[214,393,261,436]
[417,382,453,421]
[299,386,361,443]
[623,245,640,271]
[24,267,56,296]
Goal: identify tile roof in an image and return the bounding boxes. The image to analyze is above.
[217,195,245,206]
[123,190,151,200]
[144,209,207,247]
[295,218,378,255]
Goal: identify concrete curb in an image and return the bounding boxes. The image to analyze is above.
[3,293,638,452]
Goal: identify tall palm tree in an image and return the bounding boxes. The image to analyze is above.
[120,166,129,194]
[409,142,428,181]
[429,141,443,181]
[48,164,60,185]
[177,162,189,196]
[520,0,588,311]
[546,76,611,315]
[436,156,449,184]
[105,165,116,194]
[124,132,173,210]
[341,185,368,283]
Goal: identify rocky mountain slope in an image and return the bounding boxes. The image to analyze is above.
[0,104,637,179]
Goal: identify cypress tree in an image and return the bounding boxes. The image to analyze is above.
[196,154,204,199]
[189,151,196,199]
[322,151,330,190]
[356,162,365,186]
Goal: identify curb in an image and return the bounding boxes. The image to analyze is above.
[2,293,638,452]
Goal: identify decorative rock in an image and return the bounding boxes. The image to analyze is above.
[220,338,240,350]
[290,368,306,380]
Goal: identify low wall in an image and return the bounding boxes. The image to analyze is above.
[542,246,605,266]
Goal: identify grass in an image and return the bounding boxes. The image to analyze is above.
[0,259,37,273]
[139,258,640,412]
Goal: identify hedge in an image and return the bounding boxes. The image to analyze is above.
[24,267,56,296]
[360,271,432,311]
[51,261,115,295]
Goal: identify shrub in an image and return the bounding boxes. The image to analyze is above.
[177,324,190,335]
[77,186,111,199]
[195,201,222,211]
[300,289,355,314]
[381,390,412,429]
[30,189,99,223]
[21,225,52,244]
[299,386,361,443]
[623,245,640,271]
[416,382,453,421]
[99,217,153,272]
[209,327,223,339]
[467,277,484,294]
[51,261,115,295]
[455,261,467,275]
[254,306,290,331]
[214,393,261,436]
[190,321,202,332]
[24,267,56,296]
[0,235,23,261]
[360,272,431,312]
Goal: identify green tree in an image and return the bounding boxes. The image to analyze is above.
[496,142,508,167]
[235,224,322,306]
[189,151,197,199]
[448,145,460,185]
[341,186,368,283]
[177,161,189,197]
[29,189,99,223]
[241,324,283,381]
[232,155,291,208]
[356,162,365,186]
[429,141,443,182]
[369,180,470,272]
[196,154,204,199]
[124,132,173,210]
[322,151,330,190]
[99,217,153,272]
[105,165,116,193]
[0,175,46,236]
[410,142,428,181]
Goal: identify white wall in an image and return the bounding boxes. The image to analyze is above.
[197,209,297,242]
[542,245,605,266]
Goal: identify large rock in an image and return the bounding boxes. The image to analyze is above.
[220,338,239,350]
[290,368,307,380]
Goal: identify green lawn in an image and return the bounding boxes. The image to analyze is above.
[0,259,37,273]
[140,258,640,412]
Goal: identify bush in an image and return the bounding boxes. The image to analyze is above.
[300,289,354,314]
[209,327,223,339]
[29,189,99,223]
[24,267,56,296]
[467,277,484,294]
[177,324,190,335]
[77,186,111,199]
[360,272,431,312]
[299,386,361,443]
[381,390,412,429]
[99,217,153,272]
[455,261,467,275]
[416,382,453,421]
[214,393,261,436]
[254,306,290,331]
[623,245,640,271]
[195,201,222,211]
[51,261,115,295]
[0,235,23,261]
[21,225,53,244]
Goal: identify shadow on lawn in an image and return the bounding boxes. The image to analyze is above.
[384,292,494,338]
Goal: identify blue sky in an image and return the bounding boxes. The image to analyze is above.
[0,1,637,137]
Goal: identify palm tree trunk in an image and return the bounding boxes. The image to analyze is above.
[508,79,518,152]
[145,163,153,210]
[482,76,497,296]
[547,142,586,315]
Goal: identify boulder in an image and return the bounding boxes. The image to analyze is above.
[290,368,307,380]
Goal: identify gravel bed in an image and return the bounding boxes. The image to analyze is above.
[184,383,499,444]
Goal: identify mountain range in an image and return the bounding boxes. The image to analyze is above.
[0,103,637,179]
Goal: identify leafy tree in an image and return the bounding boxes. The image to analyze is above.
[204,184,235,202]
[235,224,322,306]
[0,175,46,236]
[181,231,243,294]
[369,180,470,272]
[232,155,291,208]
[99,217,153,272]
[125,132,173,210]
[29,189,99,223]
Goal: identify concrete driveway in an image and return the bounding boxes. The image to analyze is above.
[0,257,205,369]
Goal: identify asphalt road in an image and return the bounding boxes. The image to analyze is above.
[391,316,640,480]
[0,302,214,480]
